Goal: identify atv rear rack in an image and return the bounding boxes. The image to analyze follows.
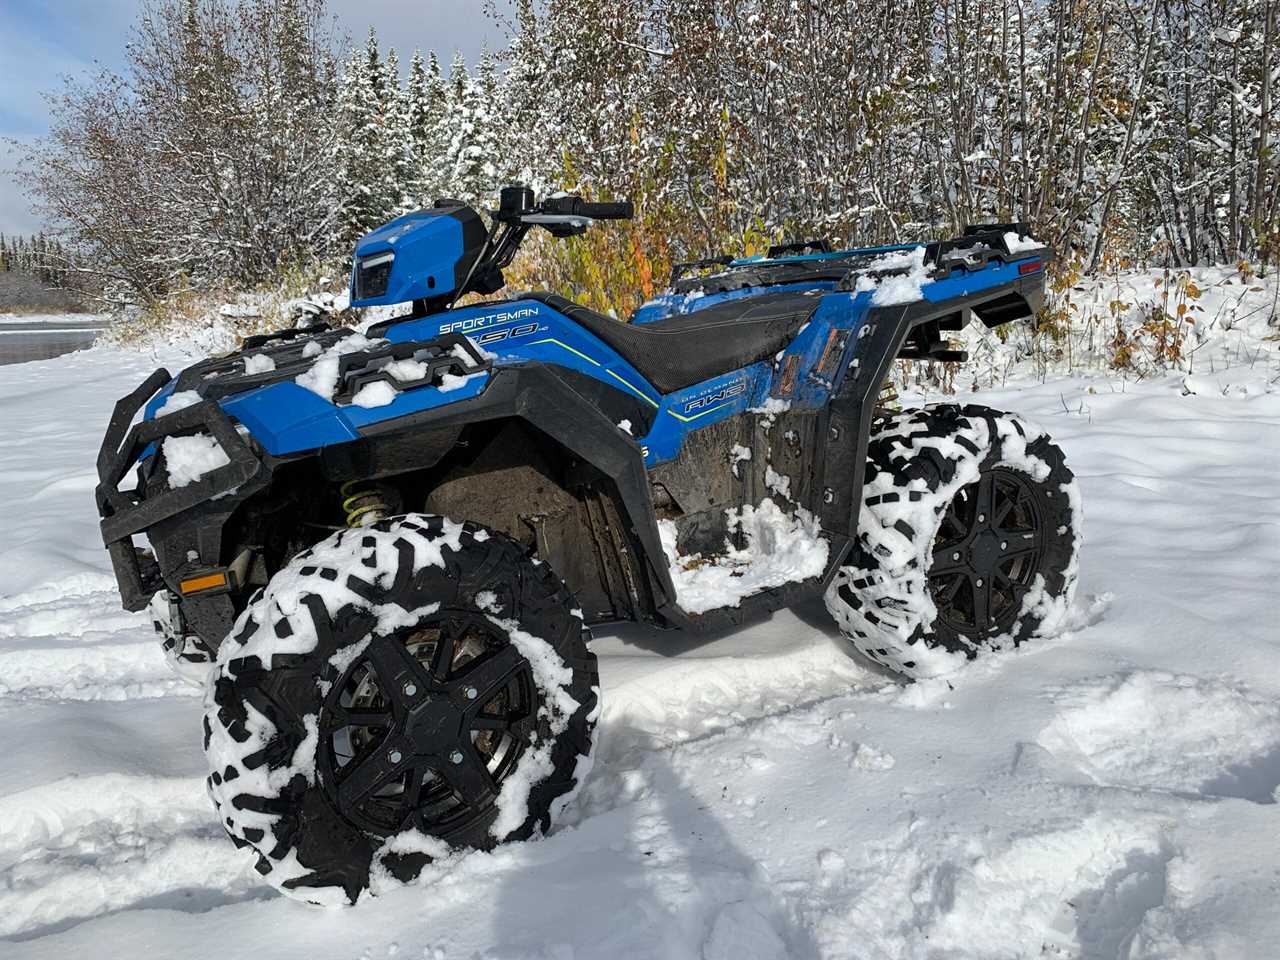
[670,224,1049,297]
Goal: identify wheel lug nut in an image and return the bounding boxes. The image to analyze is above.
[975,578,984,587]
[465,686,477,700]
[403,682,417,697]
[388,749,403,764]
[449,750,464,765]
[977,514,986,523]
[1000,541,1007,550]
[952,552,961,561]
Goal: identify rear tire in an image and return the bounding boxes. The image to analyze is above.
[203,515,599,904]
[824,404,1081,677]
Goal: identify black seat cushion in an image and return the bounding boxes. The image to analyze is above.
[523,290,822,394]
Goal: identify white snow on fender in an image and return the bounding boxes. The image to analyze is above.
[294,332,385,400]
[854,245,934,305]
[160,432,229,487]
[350,379,398,408]
[154,389,201,417]
[660,499,829,615]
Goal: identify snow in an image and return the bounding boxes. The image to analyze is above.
[241,352,275,374]
[763,464,792,500]
[854,245,934,305]
[154,389,201,417]
[350,379,399,408]
[658,500,829,614]
[294,332,384,400]
[384,357,428,381]
[437,370,485,392]
[1004,230,1043,253]
[748,397,790,430]
[160,433,229,488]
[0,272,1277,956]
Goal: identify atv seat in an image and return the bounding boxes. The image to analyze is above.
[522,289,823,394]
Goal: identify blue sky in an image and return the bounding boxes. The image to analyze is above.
[0,0,507,236]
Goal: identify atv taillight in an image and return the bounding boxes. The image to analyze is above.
[1018,260,1042,275]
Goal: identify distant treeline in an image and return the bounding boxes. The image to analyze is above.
[0,235,82,289]
[14,0,1280,313]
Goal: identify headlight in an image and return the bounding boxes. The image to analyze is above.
[355,251,394,300]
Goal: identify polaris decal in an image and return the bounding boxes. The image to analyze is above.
[683,380,747,413]
[441,307,538,334]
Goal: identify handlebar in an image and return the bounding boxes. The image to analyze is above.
[456,185,634,306]
[540,196,635,221]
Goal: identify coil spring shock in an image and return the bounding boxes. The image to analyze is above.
[877,378,901,413]
[340,480,390,528]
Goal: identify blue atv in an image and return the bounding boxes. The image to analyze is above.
[95,186,1080,903]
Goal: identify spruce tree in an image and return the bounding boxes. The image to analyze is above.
[405,49,450,205]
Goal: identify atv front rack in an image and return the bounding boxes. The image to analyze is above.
[331,333,491,404]
[95,369,265,610]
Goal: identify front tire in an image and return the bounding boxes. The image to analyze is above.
[824,404,1081,677]
[203,515,599,904]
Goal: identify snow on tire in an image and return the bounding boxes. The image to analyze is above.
[203,514,599,904]
[824,404,1081,678]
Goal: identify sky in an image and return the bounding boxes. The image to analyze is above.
[0,0,509,237]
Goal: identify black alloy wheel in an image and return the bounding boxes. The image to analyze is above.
[204,515,599,903]
[824,403,1080,676]
[928,467,1046,639]
[319,610,538,837]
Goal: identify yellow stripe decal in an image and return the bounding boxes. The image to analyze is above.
[605,370,661,408]
[666,402,733,423]
[530,338,660,408]
[530,337,599,366]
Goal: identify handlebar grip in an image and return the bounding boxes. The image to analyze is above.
[542,196,634,220]
[578,200,634,220]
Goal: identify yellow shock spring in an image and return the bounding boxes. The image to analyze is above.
[339,480,389,528]
[877,378,901,412]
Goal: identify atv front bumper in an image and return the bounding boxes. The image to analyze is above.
[94,368,265,610]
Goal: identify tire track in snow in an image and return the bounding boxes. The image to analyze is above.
[0,574,239,937]
[0,580,192,702]
[563,627,893,829]
[0,773,259,940]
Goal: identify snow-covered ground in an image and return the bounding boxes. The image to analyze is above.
[1,276,1278,958]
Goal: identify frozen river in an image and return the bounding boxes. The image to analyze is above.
[0,319,107,365]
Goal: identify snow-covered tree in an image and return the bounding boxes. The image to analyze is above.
[442,49,504,206]
[404,50,450,205]
[15,0,1280,304]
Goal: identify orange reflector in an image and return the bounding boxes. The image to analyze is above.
[180,572,229,594]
